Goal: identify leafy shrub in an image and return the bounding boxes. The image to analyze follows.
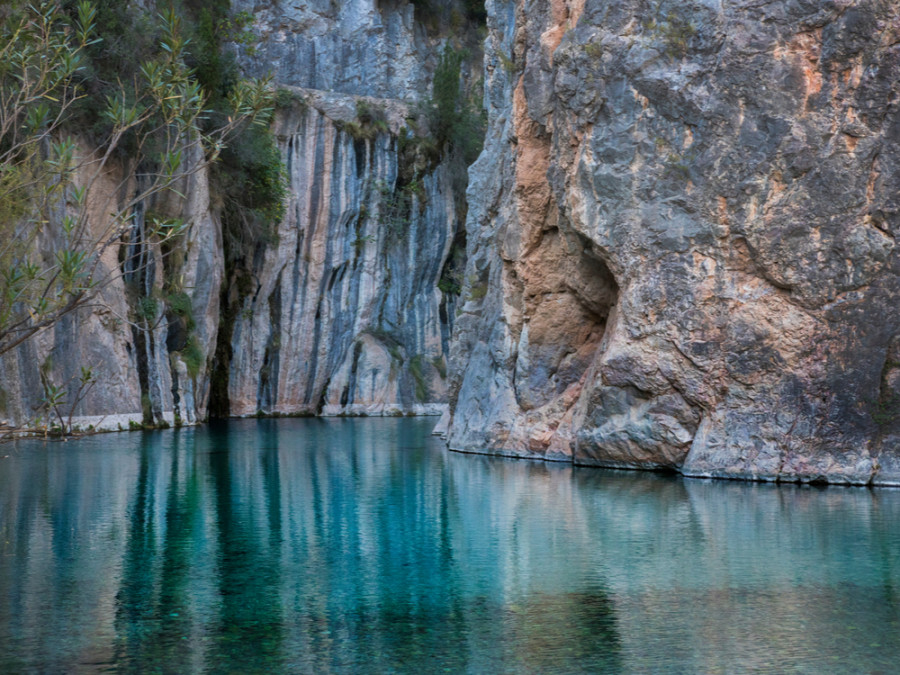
[584,42,603,59]
[426,46,486,198]
[136,297,159,321]
[644,13,697,58]
[408,355,428,401]
[335,101,390,140]
[182,335,205,380]
[0,1,272,358]
[468,282,488,301]
[165,291,195,331]
[497,49,517,73]
[375,180,419,236]
[431,355,447,379]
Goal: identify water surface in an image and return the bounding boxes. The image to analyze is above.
[1,418,899,673]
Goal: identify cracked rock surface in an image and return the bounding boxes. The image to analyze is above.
[447,0,900,485]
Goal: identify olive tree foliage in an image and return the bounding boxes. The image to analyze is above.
[0,0,274,356]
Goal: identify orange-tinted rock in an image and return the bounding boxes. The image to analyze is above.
[448,0,900,484]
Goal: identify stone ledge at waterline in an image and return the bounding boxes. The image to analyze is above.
[443,0,900,486]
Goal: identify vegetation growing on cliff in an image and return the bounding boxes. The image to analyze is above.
[427,44,484,298]
[74,0,287,285]
[401,0,487,194]
[0,1,275,361]
[409,0,486,34]
[428,45,485,172]
[186,0,287,257]
[336,100,391,140]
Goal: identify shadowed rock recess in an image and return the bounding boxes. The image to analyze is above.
[444,0,900,485]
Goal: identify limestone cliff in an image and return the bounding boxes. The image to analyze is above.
[215,0,477,417]
[0,0,470,428]
[221,90,456,417]
[4,0,899,488]
[446,0,900,485]
[0,148,219,430]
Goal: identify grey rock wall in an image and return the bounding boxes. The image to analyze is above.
[225,90,456,417]
[215,0,473,417]
[233,0,435,100]
[0,150,222,430]
[0,0,464,429]
[447,0,900,485]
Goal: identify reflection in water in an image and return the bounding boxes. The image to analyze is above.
[0,418,898,673]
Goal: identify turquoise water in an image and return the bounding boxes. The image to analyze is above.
[1,418,899,674]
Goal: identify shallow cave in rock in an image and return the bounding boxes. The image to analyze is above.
[513,235,619,411]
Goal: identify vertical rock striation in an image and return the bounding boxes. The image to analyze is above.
[232,0,435,100]
[0,151,222,430]
[215,0,474,417]
[224,91,456,416]
[448,0,900,484]
[0,0,468,429]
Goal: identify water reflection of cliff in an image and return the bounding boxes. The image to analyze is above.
[571,471,900,673]
[1,419,899,673]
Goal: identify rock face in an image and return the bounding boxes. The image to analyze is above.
[4,0,899,488]
[447,0,900,484]
[214,0,474,417]
[0,149,226,430]
[223,89,456,417]
[232,0,436,100]
[0,0,465,429]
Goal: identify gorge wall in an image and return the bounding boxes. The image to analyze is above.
[221,90,457,418]
[2,0,900,487]
[0,0,469,428]
[445,0,900,485]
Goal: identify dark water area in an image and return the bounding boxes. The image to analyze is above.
[0,418,899,674]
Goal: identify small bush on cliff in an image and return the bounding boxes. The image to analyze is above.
[165,291,196,330]
[644,13,697,59]
[408,355,428,401]
[71,0,287,292]
[393,44,484,228]
[376,179,424,236]
[215,123,287,254]
[184,0,287,265]
[428,46,485,168]
[181,334,205,380]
